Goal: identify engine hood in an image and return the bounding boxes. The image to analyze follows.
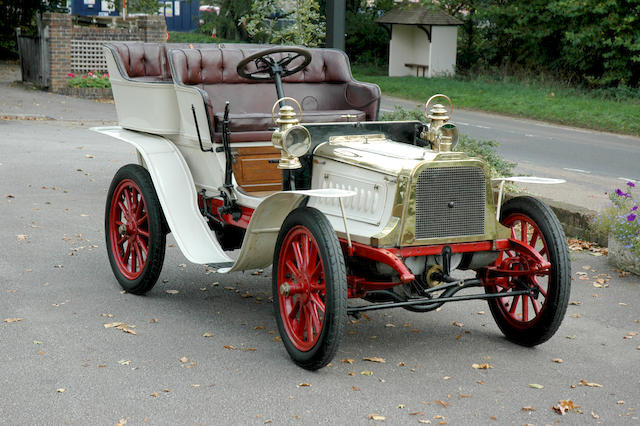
[313,134,467,176]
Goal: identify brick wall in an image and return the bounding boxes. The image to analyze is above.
[41,13,167,92]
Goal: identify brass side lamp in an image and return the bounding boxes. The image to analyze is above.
[271,97,312,169]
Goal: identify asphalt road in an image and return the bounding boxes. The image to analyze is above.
[1,87,639,424]
[380,97,640,211]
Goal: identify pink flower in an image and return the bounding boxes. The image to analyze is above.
[88,72,93,76]
[67,73,75,78]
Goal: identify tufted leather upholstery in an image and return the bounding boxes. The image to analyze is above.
[169,46,380,141]
[107,42,381,142]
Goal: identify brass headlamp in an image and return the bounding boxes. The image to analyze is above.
[271,97,311,169]
[420,94,459,152]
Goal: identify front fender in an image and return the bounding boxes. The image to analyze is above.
[219,189,355,273]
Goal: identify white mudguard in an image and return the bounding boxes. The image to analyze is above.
[92,126,233,265]
[92,127,355,272]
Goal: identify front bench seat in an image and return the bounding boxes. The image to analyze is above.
[169,47,380,143]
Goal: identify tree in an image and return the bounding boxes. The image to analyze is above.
[243,0,325,47]
[0,0,64,59]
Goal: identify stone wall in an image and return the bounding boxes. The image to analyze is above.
[40,13,166,92]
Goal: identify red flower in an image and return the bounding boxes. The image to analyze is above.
[67,73,75,78]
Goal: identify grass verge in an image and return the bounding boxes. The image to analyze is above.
[353,71,640,136]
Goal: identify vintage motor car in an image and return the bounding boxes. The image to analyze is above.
[94,42,570,370]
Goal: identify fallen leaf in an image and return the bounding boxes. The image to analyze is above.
[579,379,602,387]
[565,335,576,339]
[385,323,395,327]
[118,360,131,365]
[452,321,464,327]
[552,358,563,363]
[361,370,374,376]
[342,358,355,364]
[115,418,127,426]
[202,332,214,337]
[17,234,28,241]
[364,356,386,363]
[435,400,449,408]
[85,154,95,158]
[591,411,600,419]
[179,357,189,363]
[56,388,65,393]
[528,383,544,389]
[409,411,424,416]
[150,392,159,397]
[4,317,24,323]
[568,301,582,305]
[521,406,535,412]
[162,388,170,393]
[368,414,385,421]
[617,400,625,405]
[223,345,237,350]
[352,386,360,391]
[297,383,311,387]
[552,400,579,415]
[166,289,179,294]
[472,363,493,369]
[398,404,405,409]
[418,420,431,424]
[459,394,471,398]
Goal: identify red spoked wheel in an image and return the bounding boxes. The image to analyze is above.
[273,207,346,370]
[484,196,570,346]
[105,164,166,294]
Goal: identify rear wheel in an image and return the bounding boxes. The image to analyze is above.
[273,207,347,370]
[485,196,570,346]
[105,164,166,294]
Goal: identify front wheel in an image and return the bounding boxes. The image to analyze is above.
[105,164,166,295]
[484,196,570,346]
[273,207,347,370]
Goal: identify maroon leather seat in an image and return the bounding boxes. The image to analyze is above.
[169,46,380,142]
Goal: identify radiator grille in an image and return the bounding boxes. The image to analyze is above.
[415,167,486,239]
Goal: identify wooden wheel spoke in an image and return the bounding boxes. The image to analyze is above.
[309,292,326,314]
[521,221,528,242]
[285,260,299,278]
[531,298,541,315]
[522,295,529,321]
[136,237,148,257]
[292,241,304,270]
[305,305,314,341]
[136,213,148,226]
[529,229,540,248]
[508,295,520,315]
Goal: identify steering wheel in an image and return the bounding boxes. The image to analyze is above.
[236,47,312,81]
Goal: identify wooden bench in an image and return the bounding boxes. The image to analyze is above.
[405,63,429,77]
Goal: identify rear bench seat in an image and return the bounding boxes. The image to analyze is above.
[168,46,381,142]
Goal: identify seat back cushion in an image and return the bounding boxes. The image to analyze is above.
[110,42,164,80]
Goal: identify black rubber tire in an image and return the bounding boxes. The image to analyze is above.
[486,196,571,346]
[105,164,166,295]
[272,207,347,370]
